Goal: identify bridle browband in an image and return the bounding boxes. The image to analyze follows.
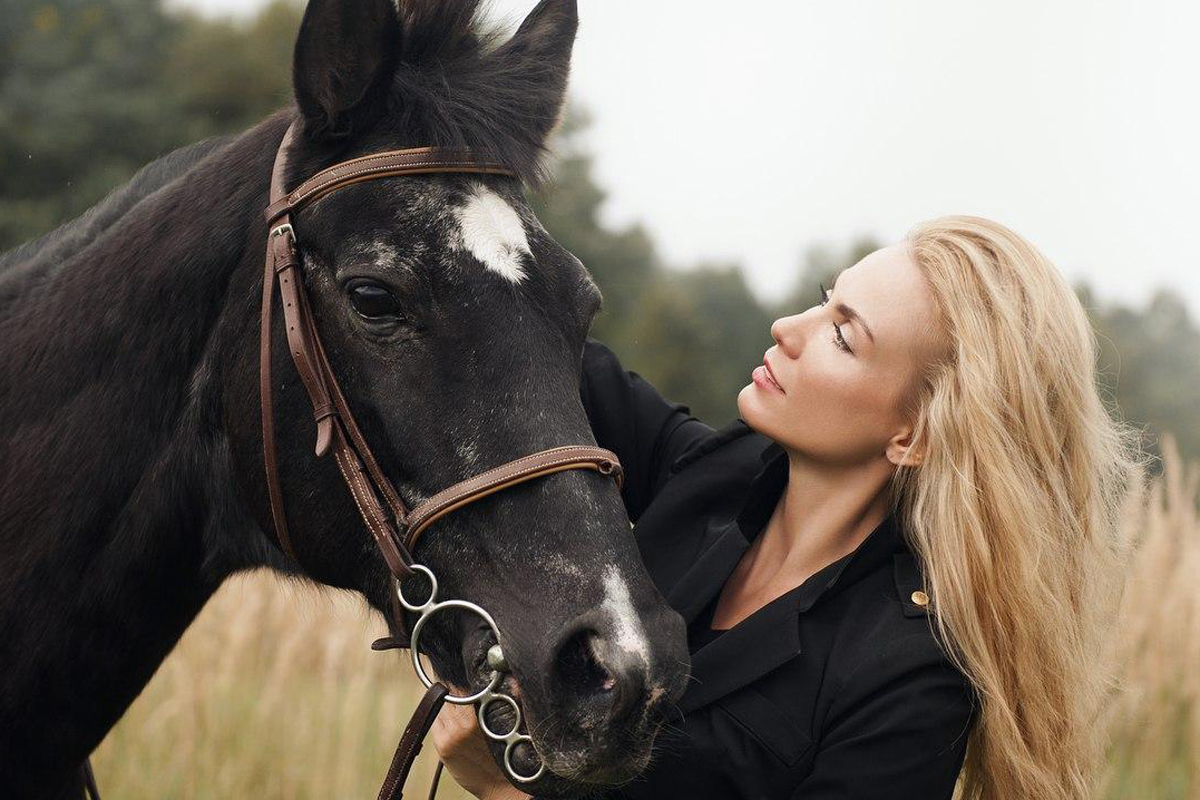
[259,118,625,799]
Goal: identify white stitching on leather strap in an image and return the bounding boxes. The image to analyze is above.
[334,447,388,546]
[405,452,617,532]
[409,452,607,518]
[440,446,608,487]
[289,159,510,209]
[440,448,615,496]
[333,449,376,537]
[345,452,390,539]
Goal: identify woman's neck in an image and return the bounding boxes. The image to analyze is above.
[745,451,895,593]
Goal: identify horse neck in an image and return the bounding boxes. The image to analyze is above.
[0,109,293,789]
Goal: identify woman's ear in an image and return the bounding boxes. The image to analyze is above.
[886,428,925,467]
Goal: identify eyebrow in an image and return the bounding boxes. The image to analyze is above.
[835,302,875,344]
[831,272,875,344]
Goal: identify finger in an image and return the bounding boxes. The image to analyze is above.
[431,711,457,741]
[430,716,450,753]
[445,702,478,733]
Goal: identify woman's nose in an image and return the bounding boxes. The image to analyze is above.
[770,313,805,358]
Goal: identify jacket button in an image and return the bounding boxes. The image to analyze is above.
[910,590,930,607]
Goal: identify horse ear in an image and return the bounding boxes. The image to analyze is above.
[292,0,401,142]
[493,0,579,145]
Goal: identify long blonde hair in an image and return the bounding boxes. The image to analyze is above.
[891,216,1146,799]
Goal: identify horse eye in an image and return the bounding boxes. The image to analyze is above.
[347,281,400,319]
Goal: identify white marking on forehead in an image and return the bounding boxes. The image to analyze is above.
[452,185,531,283]
[601,565,650,662]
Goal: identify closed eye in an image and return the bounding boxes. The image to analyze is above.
[819,283,854,355]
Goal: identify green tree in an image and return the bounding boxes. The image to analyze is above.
[532,112,775,424]
[0,0,303,250]
[0,0,182,246]
[161,1,300,143]
[529,109,664,347]
[616,264,773,424]
[1090,287,1200,471]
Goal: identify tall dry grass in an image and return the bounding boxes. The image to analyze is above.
[92,439,1199,799]
[91,578,472,799]
[1100,435,1199,799]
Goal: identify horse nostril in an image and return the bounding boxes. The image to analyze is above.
[553,628,648,725]
[554,628,614,697]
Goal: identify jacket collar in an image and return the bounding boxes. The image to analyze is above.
[667,442,907,713]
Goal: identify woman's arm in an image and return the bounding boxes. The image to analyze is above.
[789,635,976,799]
[580,337,713,522]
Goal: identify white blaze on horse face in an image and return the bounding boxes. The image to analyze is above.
[452,184,531,283]
[601,565,650,662]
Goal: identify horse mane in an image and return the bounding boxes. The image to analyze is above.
[382,0,569,186]
[0,134,234,283]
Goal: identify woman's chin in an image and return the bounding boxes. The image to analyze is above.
[738,386,792,449]
[736,383,771,427]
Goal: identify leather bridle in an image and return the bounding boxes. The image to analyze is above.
[259,118,625,798]
[75,118,622,800]
[262,120,622,583]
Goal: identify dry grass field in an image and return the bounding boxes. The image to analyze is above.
[90,574,463,799]
[92,439,1198,799]
[1099,437,1199,799]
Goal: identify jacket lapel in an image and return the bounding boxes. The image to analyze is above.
[676,587,803,714]
[665,516,749,624]
[661,514,806,715]
[651,439,910,715]
[662,439,788,622]
[660,442,809,714]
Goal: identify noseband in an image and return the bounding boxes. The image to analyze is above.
[260,119,624,798]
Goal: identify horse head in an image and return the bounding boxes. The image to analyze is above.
[227,0,689,790]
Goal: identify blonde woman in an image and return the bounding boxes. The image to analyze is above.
[433,216,1141,799]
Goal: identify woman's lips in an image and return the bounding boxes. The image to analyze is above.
[753,357,785,394]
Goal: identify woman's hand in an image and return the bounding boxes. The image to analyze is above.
[430,688,531,800]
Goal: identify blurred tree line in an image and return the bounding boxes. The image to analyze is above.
[2,0,1196,470]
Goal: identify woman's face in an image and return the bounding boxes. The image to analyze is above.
[738,242,945,468]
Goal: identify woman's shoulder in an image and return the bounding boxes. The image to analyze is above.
[829,550,977,712]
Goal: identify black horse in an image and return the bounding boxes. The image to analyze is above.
[0,0,689,795]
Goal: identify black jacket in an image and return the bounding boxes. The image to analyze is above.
[578,338,976,800]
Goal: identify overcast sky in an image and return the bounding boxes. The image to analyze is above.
[178,0,1199,317]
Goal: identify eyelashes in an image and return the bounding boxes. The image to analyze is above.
[819,283,853,354]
